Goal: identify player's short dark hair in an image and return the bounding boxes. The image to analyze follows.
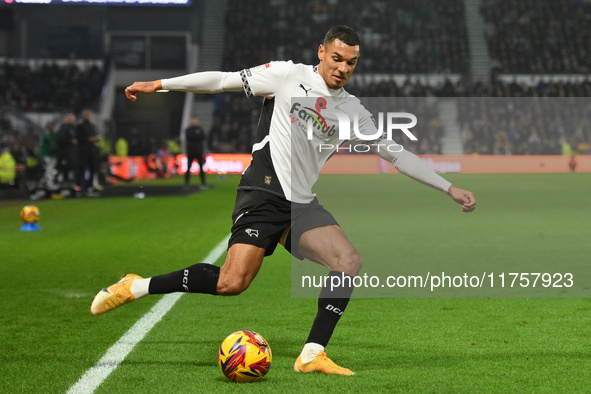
[324,26,361,48]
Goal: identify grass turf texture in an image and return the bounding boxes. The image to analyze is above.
[0,173,590,393]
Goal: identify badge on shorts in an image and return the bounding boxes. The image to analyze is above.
[264,176,272,185]
[245,228,259,237]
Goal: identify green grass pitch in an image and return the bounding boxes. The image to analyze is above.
[1,172,590,393]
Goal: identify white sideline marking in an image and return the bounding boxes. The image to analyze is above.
[68,234,230,394]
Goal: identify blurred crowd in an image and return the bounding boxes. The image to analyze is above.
[456,77,591,155]
[207,95,260,154]
[3,76,591,193]
[4,0,591,192]
[482,0,591,73]
[209,76,591,156]
[223,0,591,75]
[459,97,591,156]
[0,110,113,193]
[0,61,105,113]
[0,60,107,191]
[223,0,469,73]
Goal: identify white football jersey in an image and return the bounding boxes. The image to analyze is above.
[238,61,379,203]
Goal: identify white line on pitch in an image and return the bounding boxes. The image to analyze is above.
[67,234,230,394]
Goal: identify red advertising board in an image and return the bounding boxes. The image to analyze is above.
[109,154,252,180]
[109,154,590,181]
[176,154,251,175]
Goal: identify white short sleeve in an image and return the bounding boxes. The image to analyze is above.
[239,61,293,98]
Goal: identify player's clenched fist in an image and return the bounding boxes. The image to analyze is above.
[447,185,476,213]
[125,80,163,101]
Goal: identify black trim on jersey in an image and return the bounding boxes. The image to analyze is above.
[238,97,286,198]
[240,70,254,98]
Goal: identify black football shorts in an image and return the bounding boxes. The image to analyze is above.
[228,189,338,259]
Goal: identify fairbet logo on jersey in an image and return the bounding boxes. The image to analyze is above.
[290,97,417,153]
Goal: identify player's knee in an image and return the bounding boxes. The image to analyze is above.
[350,252,363,275]
[335,251,362,277]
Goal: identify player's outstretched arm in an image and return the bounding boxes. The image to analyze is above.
[125,80,162,102]
[447,185,476,213]
[125,72,243,102]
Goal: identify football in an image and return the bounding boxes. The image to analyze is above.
[218,330,272,383]
[20,205,40,223]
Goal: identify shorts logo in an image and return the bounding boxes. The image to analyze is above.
[245,228,259,237]
[264,175,272,185]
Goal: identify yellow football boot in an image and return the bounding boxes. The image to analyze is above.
[90,274,142,316]
[294,351,355,376]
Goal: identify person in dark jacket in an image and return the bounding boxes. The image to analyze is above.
[76,110,99,190]
[184,116,206,187]
[56,113,78,185]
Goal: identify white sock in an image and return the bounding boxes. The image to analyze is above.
[129,278,151,299]
[300,343,324,364]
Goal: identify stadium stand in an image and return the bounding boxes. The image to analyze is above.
[214,0,591,155]
[0,60,105,191]
[457,96,591,155]
[1,0,590,162]
[481,0,591,73]
[0,60,105,113]
[223,0,469,74]
[209,75,591,156]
